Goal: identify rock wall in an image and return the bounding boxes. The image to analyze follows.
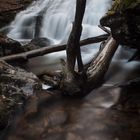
[0,0,33,28]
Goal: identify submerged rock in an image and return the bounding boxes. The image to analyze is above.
[23,37,51,51]
[112,79,140,113]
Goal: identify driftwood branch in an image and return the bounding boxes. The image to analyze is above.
[0,34,108,62]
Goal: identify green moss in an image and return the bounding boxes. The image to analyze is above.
[108,0,140,15]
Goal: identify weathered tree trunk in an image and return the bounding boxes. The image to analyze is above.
[61,0,87,96]
[66,0,86,74]
[61,35,118,96]
[86,36,119,91]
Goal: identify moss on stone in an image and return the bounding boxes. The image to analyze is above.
[108,0,140,15]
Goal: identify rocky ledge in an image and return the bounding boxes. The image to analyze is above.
[0,0,33,28]
[100,0,140,48]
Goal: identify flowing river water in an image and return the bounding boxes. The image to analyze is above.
[2,0,140,140]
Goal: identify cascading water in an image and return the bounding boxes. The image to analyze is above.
[7,0,112,74]
[8,0,111,42]
[6,0,140,83]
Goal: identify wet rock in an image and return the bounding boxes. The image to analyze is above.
[100,0,140,112]
[0,0,33,28]
[112,79,140,113]
[0,61,41,96]
[0,34,24,56]
[0,60,41,130]
[23,37,51,51]
[30,37,51,47]
[0,34,51,57]
[100,0,140,48]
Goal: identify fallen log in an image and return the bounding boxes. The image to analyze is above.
[0,34,108,62]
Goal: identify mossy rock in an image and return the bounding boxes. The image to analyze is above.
[108,0,140,14]
[0,61,41,131]
[101,0,140,48]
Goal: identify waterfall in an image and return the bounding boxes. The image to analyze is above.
[8,0,111,41]
[7,0,111,73]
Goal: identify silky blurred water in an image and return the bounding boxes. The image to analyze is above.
[7,0,112,73]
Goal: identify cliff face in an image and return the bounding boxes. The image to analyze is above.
[100,0,140,48]
[0,0,33,28]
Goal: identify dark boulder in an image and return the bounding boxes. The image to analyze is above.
[0,0,33,28]
[23,37,51,51]
[30,37,51,48]
[100,1,140,49]
[0,34,51,57]
[0,60,41,130]
[0,34,25,57]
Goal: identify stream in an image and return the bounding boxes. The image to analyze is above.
[2,0,140,140]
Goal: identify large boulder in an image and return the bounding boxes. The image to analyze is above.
[0,34,24,56]
[0,61,41,130]
[100,0,140,48]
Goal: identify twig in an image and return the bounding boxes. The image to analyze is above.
[98,25,111,34]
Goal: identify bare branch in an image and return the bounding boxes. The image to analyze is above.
[98,25,111,34]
